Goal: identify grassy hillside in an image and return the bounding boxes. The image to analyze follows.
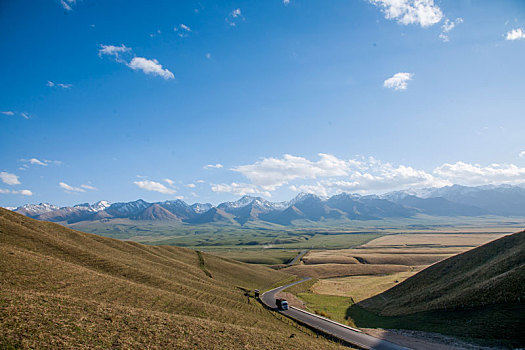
[0,208,345,349]
[353,230,525,346]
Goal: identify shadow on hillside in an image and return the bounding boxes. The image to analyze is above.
[345,303,525,348]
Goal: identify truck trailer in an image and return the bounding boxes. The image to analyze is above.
[276,298,289,310]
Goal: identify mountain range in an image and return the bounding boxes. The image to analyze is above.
[9,184,525,226]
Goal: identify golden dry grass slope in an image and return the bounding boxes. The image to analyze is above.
[359,230,525,316]
[0,208,346,350]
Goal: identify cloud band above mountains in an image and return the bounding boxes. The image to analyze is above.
[211,153,525,197]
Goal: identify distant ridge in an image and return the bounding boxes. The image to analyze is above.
[354,230,525,345]
[9,184,525,226]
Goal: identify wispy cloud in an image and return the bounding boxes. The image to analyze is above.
[98,44,131,63]
[205,53,212,60]
[283,0,290,5]
[27,158,46,166]
[505,28,525,41]
[47,81,73,89]
[226,153,525,197]
[20,158,62,168]
[186,183,196,188]
[174,24,192,38]
[519,151,525,159]
[204,163,224,169]
[150,29,162,38]
[384,72,413,90]
[127,57,174,80]
[59,182,96,193]
[0,172,21,185]
[60,0,75,11]
[439,18,463,42]
[1,111,30,120]
[368,0,443,27]
[226,8,244,26]
[134,180,177,194]
[59,182,85,193]
[99,44,174,80]
[211,182,271,197]
[434,161,525,186]
[0,188,32,196]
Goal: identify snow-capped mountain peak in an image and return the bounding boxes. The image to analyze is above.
[15,203,60,216]
[91,200,111,212]
[191,203,212,213]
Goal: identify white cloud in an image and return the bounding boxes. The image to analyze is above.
[234,154,353,191]
[60,0,75,11]
[174,24,191,38]
[226,8,244,26]
[150,29,162,38]
[434,162,525,186]
[1,111,30,119]
[439,17,463,42]
[180,24,191,32]
[283,0,290,5]
[290,183,329,197]
[134,180,177,194]
[98,44,131,61]
[127,57,174,80]
[0,188,32,196]
[218,153,525,197]
[211,183,271,197]
[0,172,21,185]
[47,81,73,89]
[369,0,443,27]
[232,8,242,18]
[519,151,525,159]
[59,182,85,193]
[29,158,47,166]
[99,45,173,82]
[505,28,525,41]
[80,184,97,190]
[164,178,175,186]
[20,158,62,167]
[204,163,224,169]
[383,72,413,90]
[100,43,174,82]
[186,183,196,188]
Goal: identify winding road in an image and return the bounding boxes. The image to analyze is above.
[287,249,309,266]
[261,278,410,350]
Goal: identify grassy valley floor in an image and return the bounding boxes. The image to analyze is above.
[278,232,521,348]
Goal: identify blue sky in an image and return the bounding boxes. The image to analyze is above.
[1,0,525,207]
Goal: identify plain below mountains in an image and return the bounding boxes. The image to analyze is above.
[10,184,525,226]
[350,230,525,347]
[0,208,346,349]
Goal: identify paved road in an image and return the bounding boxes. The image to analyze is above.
[261,279,410,350]
[287,249,309,266]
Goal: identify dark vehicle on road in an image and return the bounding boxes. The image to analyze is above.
[276,298,289,310]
